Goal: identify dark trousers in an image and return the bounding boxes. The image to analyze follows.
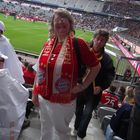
[25,101,34,118]
[74,84,96,138]
[25,89,34,119]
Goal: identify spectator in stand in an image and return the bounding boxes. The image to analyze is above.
[123,86,134,104]
[91,29,115,109]
[22,61,29,72]
[106,85,135,140]
[100,85,119,109]
[73,29,115,140]
[23,64,35,85]
[18,56,29,72]
[1,1,140,40]
[116,86,126,103]
[18,56,23,62]
[0,20,24,83]
[0,21,31,129]
[0,51,29,134]
[123,65,132,82]
[32,8,100,140]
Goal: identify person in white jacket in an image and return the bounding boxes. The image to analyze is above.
[0,20,24,83]
[0,52,29,140]
[0,51,8,68]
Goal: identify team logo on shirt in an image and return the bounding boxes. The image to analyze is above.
[55,78,70,93]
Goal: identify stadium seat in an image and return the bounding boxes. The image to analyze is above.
[113,136,124,140]
[101,115,112,134]
[98,106,116,123]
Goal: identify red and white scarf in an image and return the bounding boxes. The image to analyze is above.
[38,35,75,102]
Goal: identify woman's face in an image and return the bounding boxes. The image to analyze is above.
[53,14,70,39]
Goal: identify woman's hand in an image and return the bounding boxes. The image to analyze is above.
[32,94,39,107]
[71,83,84,95]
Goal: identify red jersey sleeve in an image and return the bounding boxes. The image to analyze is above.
[77,38,99,67]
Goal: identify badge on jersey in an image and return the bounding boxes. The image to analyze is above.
[55,78,70,93]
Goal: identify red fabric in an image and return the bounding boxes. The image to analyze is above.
[33,37,99,103]
[77,38,99,67]
[23,70,35,85]
[22,65,27,72]
[100,91,119,108]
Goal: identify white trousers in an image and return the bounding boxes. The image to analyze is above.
[38,95,76,140]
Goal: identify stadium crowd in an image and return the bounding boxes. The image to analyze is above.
[0,0,140,44]
[0,1,140,140]
[103,1,140,19]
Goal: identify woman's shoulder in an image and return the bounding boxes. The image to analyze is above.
[119,103,133,112]
[75,37,88,46]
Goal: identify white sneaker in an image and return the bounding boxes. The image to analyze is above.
[77,136,83,140]
[71,129,77,137]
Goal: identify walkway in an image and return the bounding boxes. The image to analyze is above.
[18,110,105,140]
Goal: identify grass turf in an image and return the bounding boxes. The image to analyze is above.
[1,13,133,75]
[0,13,93,54]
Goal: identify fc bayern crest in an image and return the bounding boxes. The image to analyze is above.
[55,78,70,93]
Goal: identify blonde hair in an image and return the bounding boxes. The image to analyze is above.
[50,8,74,35]
[48,24,54,39]
[124,86,135,104]
[125,86,134,97]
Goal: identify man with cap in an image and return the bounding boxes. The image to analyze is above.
[0,20,24,83]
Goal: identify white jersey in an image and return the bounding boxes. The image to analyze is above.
[0,35,24,83]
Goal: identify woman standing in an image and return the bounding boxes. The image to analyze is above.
[32,8,100,140]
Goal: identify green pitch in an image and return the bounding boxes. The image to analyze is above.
[1,13,132,75]
[0,13,136,77]
[0,13,120,65]
[0,13,93,54]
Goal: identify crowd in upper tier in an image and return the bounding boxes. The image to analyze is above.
[0,0,140,43]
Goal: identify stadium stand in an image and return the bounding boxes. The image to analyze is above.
[1,0,139,43]
[103,1,140,18]
[0,1,140,140]
[65,0,77,8]
[84,1,104,13]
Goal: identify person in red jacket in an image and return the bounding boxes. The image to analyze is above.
[100,85,119,109]
[23,64,35,85]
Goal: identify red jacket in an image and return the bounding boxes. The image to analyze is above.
[23,69,35,85]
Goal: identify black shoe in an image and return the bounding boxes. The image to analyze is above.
[93,110,98,119]
[22,119,30,129]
